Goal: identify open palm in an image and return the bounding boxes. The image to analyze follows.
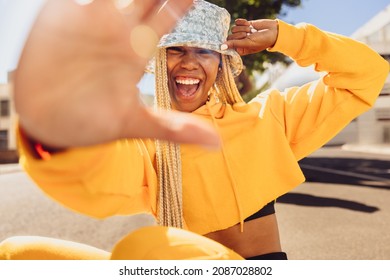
[14,0,219,149]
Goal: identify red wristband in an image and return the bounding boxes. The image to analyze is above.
[33,143,52,161]
[19,127,63,160]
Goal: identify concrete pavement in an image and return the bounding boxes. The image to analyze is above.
[0,163,21,175]
[0,170,157,252]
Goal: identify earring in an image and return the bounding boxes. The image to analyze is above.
[213,84,221,104]
[214,92,220,103]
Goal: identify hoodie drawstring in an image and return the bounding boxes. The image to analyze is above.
[206,101,245,232]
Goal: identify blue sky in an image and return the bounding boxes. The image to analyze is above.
[280,0,390,36]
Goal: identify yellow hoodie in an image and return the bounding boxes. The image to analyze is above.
[18,20,389,235]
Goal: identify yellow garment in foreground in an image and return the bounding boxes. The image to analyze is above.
[18,20,389,235]
[0,227,243,260]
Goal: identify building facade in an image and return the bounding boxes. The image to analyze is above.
[351,5,390,145]
[268,5,390,146]
[0,82,18,163]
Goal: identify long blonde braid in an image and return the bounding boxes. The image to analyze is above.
[214,55,244,105]
[155,48,184,228]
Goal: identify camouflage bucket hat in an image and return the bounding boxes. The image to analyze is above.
[151,0,243,77]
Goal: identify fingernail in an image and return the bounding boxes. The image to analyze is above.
[220,44,228,51]
[74,0,94,5]
[114,0,133,9]
[251,28,257,33]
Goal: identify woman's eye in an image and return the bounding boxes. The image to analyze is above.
[167,47,183,54]
[197,49,214,55]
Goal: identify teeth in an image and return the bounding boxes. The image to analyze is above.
[176,78,200,85]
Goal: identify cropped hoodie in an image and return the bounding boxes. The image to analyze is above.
[18,20,389,235]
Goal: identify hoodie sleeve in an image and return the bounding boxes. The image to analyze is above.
[5,0,158,219]
[263,20,389,160]
[17,127,158,219]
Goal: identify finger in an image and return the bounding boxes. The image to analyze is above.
[224,38,252,51]
[125,0,192,59]
[126,0,193,59]
[222,38,258,56]
[119,0,192,36]
[231,25,251,34]
[227,32,249,41]
[116,0,159,20]
[129,108,221,149]
[251,19,278,32]
[111,0,161,16]
[145,0,193,38]
[234,18,251,26]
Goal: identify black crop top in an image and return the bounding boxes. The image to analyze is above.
[244,201,276,222]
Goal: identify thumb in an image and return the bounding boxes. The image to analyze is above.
[222,39,244,50]
[221,38,252,56]
[129,108,221,149]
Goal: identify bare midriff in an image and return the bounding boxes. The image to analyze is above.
[204,214,282,259]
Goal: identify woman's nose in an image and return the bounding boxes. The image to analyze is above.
[180,52,199,70]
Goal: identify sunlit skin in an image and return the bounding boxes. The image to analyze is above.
[166,46,221,112]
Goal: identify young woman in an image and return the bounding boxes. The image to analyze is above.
[3,0,388,259]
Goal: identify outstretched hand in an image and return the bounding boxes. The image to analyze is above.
[14,0,220,149]
[223,18,278,56]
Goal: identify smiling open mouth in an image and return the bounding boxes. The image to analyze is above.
[176,77,200,98]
